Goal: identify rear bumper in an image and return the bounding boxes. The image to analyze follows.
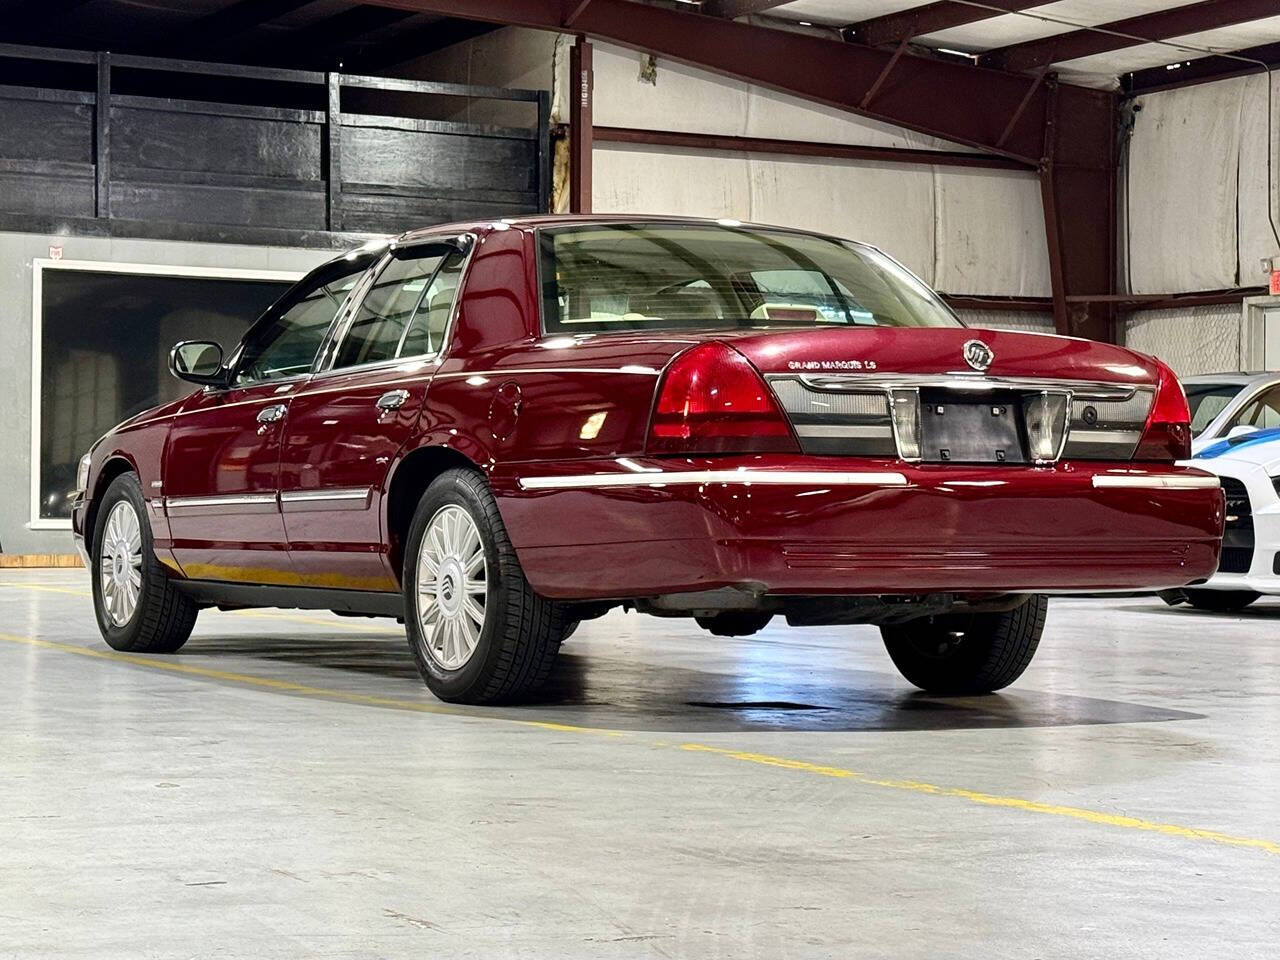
[494,457,1224,600]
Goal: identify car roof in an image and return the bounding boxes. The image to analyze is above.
[392,214,873,246]
[1182,372,1276,385]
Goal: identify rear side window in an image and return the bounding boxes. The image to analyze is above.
[539,223,960,334]
[331,247,466,370]
[333,254,444,369]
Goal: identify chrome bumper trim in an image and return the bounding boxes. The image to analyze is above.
[1091,474,1221,490]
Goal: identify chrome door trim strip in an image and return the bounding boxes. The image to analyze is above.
[1091,474,1221,489]
[279,488,371,503]
[165,493,279,510]
[435,366,660,380]
[519,470,909,490]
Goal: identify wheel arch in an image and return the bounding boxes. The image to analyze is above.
[384,444,484,582]
[85,454,139,556]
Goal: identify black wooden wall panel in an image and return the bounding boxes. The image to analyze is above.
[0,93,93,164]
[110,180,326,231]
[341,124,537,194]
[0,47,550,246]
[0,166,95,218]
[111,103,324,181]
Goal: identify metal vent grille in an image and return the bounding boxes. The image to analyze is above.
[1219,477,1254,574]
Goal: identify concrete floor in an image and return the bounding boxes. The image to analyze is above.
[2,570,1278,959]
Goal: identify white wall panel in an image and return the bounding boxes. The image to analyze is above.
[592,144,752,221]
[592,45,751,136]
[954,310,1055,335]
[934,167,1050,296]
[747,156,936,281]
[1237,72,1280,284]
[1123,304,1242,376]
[1128,79,1246,293]
[593,43,980,153]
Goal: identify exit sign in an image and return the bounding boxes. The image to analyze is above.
[1271,270,1280,295]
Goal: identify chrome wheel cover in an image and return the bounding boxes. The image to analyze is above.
[99,500,143,627]
[415,505,487,670]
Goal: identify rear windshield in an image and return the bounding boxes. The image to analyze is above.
[1185,382,1244,436]
[539,223,961,334]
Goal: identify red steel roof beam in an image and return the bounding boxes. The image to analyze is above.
[362,0,1084,163]
[851,1,1045,49]
[981,0,1280,73]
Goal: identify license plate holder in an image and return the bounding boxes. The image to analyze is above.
[918,393,1025,464]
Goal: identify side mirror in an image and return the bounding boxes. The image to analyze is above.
[1227,424,1259,441]
[169,340,227,387]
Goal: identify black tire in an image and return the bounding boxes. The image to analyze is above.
[1184,589,1260,612]
[91,473,198,653]
[1157,589,1186,607]
[880,595,1048,695]
[403,468,569,704]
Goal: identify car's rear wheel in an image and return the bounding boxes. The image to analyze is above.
[91,473,198,653]
[1184,589,1260,612]
[403,468,569,704]
[880,595,1048,695]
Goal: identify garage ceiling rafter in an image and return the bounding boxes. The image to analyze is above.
[848,1,1045,49]
[979,0,1280,74]
[701,1,791,19]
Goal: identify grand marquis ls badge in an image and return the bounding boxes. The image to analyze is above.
[962,339,994,372]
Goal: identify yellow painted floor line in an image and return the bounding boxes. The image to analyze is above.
[0,581,92,598]
[0,624,1277,859]
[680,744,1280,857]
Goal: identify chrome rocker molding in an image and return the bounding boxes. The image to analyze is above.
[518,470,910,491]
[165,492,278,511]
[165,488,372,512]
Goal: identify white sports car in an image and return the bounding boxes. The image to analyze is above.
[1162,426,1280,612]
[1185,372,1280,455]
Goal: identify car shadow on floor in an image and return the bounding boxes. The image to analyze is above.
[1110,601,1280,620]
[179,633,1204,733]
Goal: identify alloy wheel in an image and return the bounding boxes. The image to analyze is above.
[415,504,488,670]
[100,500,144,627]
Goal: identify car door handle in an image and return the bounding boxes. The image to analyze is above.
[256,404,287,424]
[376,390,410,412]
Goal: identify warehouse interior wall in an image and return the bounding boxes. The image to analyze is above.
[408,29,1052,300]
[0,233,332,558]
[1122,303,1244,376]
[1126,72,1280,294]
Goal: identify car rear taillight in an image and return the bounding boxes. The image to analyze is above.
[1134,360,1192,461]
[648,342,799,455]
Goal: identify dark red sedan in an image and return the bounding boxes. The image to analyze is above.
[72,216,1223,703]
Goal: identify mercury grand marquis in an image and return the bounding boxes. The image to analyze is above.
[72,216,1224,703]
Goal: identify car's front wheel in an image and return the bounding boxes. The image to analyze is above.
[403,468,569,704]
[91,473,198,653]
[1184,589,1260,612]
[880,595,1048,694]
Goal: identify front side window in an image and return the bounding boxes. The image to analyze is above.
[539,223,960,334]
[1226,385,1280,432]
[234,263,367,385]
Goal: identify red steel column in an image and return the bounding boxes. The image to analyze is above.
[569,35,593,214]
